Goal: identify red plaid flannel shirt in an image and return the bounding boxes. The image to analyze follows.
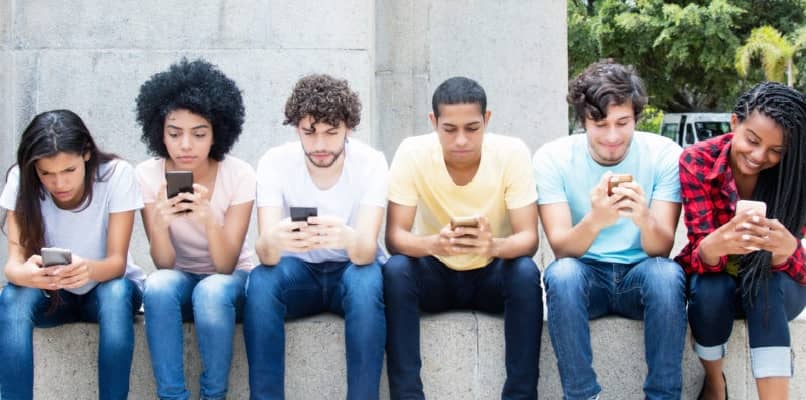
[674,133,806,285]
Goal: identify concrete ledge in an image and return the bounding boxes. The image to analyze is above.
[28,313,806,399]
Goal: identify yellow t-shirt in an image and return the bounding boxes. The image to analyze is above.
[388,133,537,270]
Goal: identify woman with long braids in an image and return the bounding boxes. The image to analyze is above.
[676,82,806,400]
[0,110,145,400]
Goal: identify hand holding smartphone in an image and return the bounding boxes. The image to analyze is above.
[450,216,479,239]
[41,247,72,268]
[607,174,633,196]
[736,199,767,217]
[290,207,317,232]
[166,171,194,199]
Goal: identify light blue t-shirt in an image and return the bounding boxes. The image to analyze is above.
[533,131,682,264]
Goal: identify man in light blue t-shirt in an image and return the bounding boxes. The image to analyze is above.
[534,60,686,400]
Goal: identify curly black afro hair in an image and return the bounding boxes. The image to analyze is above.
[135,58,244,161]
[283,74,361,129]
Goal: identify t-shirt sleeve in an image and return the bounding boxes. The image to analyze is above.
[533,142,567,205]
[504,139,538,209]
[230,160,257,206]
[387,139,419,207]
[0,167,20,211]
[108,161,144,213]
[135,160,160,204]
[651,141,683,203]
[360,151,389,208]
[256,150,284,208]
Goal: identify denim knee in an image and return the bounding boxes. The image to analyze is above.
[192,273,245,309]
[95,278,138,311]
[0,284,46,324]
[688,273,736,360]
[634,257,685,306]
[144,269,187,300]
[382,255,418,295]
[543,257,587,299]
[342,261,384,302]
[503,256,542,296]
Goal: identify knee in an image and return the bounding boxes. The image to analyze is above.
[543,257,586,295]
[689,273,735,312]
[504,257,542,292]
[639,258,686,306]
[246,263,286,297]
[382,255,416,283]
[0,284,43,322]
[144,269,183,299]
[343,262,383,300]
[96,278,134,304]
[192,274,244,310]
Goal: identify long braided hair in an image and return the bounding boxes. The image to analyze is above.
[734,82,806,302]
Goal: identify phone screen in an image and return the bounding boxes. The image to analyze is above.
[166,171,194,199]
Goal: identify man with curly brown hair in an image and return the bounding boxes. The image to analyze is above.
[244,74,388,400]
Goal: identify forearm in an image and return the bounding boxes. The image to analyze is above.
[491,230,538,259]
[205,222,242,274]
[549,214,602,258]
[147,227,177,269]
[387,228,438,258]
[255,234,282,266]
[638,217,676,257]
[343,226,378,265]
[87,254,127,282]
[4,259,31,286]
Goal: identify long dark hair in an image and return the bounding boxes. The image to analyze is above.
[733,82,806,302]
[6,109,117,259]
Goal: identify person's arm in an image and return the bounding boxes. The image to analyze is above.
[385,201,442,257]
[3,210,58,290]
[140,185,179,269]
[485,203,539,259]
[50,210,136,289]
[308,205,384,265]
[254,206,313,266]
[539,173,622,258]
[185,184,253,274]
[612,180,680,257]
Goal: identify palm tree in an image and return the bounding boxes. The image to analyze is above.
[735,26,805,87]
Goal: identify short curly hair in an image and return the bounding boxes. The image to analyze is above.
[135,58,245,161]
[567,59,647,126]
[283,74,361,129]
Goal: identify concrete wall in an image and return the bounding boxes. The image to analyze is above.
[0,0,567,277]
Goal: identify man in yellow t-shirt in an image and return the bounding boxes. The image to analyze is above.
[383,76,543,400]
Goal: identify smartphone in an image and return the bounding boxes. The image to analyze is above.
[607,173,633,196]
[290,207,318,222]
[41,247,72,268]
[165,171,194,199]
[736,199,767,217]
[450,216,479,230]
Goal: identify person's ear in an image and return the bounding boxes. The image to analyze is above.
[483,110,492,125]
[429,112,438,130]
[730,113,739,132]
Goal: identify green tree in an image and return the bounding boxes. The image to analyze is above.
[735,26,798,86]
[569,0,806,112]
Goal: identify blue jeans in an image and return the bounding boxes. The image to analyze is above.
[688,271,806,378]
[543,257,686,400]
[243,257,386,400]
[0,278,142,400]
[383,255,543,400]
[143,269,247,400]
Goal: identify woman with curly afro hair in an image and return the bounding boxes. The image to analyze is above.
[134,58,256,400]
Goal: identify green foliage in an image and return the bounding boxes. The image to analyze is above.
[637,105,664,133]
[735,26,796,85]
[568,0,806,112]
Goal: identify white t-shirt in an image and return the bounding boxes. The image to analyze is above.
[0,160,146,294]
[256,138,389,264]
[135,155,256,274]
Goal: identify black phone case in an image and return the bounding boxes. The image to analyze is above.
[290,207,318,222]
[166,171,194,199]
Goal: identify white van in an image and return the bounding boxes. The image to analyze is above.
[659,113,731,147]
